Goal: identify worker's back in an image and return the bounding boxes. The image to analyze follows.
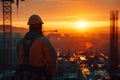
[15,32,56,80]
[18,36,51,67]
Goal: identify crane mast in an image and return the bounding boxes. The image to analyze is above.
[2,0,12,71]
[1,0,24,79]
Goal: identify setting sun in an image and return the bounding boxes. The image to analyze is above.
[76,22,88,29]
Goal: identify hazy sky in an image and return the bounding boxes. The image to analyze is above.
[0,0,120,33]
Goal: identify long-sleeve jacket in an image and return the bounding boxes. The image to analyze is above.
[17,32,57,75]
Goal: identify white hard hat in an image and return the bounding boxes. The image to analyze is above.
[27,14,44,25]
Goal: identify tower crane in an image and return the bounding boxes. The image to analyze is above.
[1,0,24,80]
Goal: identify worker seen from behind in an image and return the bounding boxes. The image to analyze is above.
[15,14,57,80]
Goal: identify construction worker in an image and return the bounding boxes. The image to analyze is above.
[15,14,57,80]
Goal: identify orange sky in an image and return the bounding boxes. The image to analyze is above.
[0,0,120,33]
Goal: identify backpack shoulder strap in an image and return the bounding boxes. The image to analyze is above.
[22,38,36,65]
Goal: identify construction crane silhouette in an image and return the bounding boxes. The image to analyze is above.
[1,0,24,80]
[43,30,58,33]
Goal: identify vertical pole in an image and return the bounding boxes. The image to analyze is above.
[110,10,118,80]
[115,11,118,70]
[2,1,6,80]
[115,10,118,80]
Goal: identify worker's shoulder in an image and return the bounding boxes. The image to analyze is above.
[18,39,23,43]
[17,39,23,46]
[36,36,49,43]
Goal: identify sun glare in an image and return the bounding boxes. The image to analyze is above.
[76,22,88,29]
